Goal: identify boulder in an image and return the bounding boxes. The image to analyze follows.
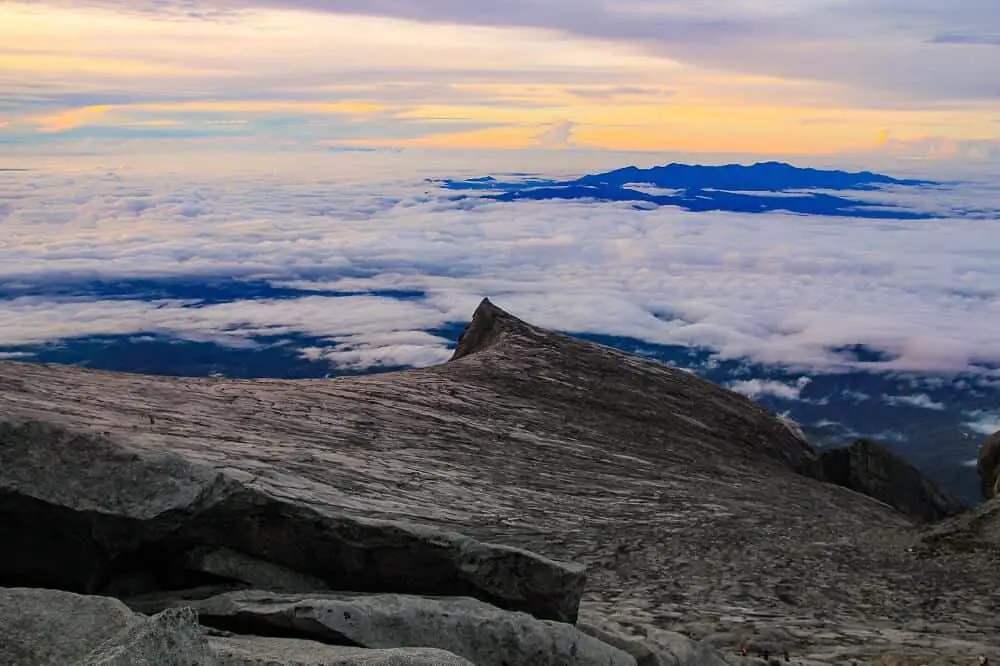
[576,612,729,666]
[0,587,214,666]
[0,420,585,623]
[207,636,474,666]
[816,439,964,522]
[978,431,1000,499]
[132,590,637,666]
[83,606,213,666]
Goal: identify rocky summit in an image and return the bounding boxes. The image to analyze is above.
[1,299,998,665]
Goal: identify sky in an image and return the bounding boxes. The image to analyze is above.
[2,0,999,158]
[1,1,998,391]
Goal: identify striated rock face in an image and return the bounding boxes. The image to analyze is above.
[0,587,476,666]
[816,439,965,522]
[920,496,1000,553]
[978,431,1000,499]
[0,418,584,623]
[132,590,637,666]
[207,637,476,666]
[1,299,998,664]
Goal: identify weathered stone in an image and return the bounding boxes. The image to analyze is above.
[0,587,214,666]
[2,299,999,663]
[978,431,1000,499]
[83,606,215,666]
[919,495,1000,552]
[175,547,330,593]
[139,590,637,666]
[207,635,475,666]
[871,653,984,666]
[0,419,585,623]
[816,439,965,522]
[577,612,729,666]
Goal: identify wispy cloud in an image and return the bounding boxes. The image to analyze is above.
[2,1,998,154]
[965,412,1000,436]
[33,0,1000,101]
[730,378,812,401]
[883,394,947,410]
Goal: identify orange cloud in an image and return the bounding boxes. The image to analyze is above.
[343,125,543,150]
[34,105,115,133]
[27,100,385,133]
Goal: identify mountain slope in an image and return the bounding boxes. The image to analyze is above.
[1,299,996,663]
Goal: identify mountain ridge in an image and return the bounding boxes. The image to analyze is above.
[1,299,997,664]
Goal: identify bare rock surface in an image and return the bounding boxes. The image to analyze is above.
[136,589,636,666]
[919,496,1000,553]
[576,610,728,666]
[207,635,475,666]
[815,439,965,522]
[0,418,585,623]
[1,299,998,663]
[83,606,214,666]
[0,587,215,666]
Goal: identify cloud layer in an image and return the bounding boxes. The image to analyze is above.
[35,0,1000,101]
[1,155,999,376]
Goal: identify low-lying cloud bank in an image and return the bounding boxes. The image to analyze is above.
[1,158,998,376]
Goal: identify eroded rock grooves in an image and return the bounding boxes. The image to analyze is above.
[1,299,999,664]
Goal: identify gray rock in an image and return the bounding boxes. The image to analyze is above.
[176,547,330,593]
[0,421,585,623]
[207,635,475,666]
[577,613,729,666]
[140,590,636,666]
[2,298,999,663]
[815,439,965,522]
[83,606,215,666]
[919,495,1000,552]
[0,587,214,666]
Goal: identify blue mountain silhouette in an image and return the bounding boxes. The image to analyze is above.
[574,161,935,191]
[438,161,942,219]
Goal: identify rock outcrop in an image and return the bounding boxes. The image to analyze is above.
[0,418,584,623]
[1,299,998,664]
[0,587,215,666]
[575,612,729,666]
[130,590,636,666]
[978,431,1000,499]
[815,439,965,522]
[207,637,475,666]
[0,587,476,666]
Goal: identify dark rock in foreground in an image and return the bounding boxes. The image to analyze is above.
[130,590,636,666]
[979,431,1000,499]
[0,587,476,666]
[0,419,584,623]
[1,299,998,664]
[814,439,965,522]
[0,587,214,666]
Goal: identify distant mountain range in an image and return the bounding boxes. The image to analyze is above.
[438,161,944,218]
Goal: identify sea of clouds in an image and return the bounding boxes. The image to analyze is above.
[2,152,999,378]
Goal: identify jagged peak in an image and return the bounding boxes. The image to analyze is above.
[450,298,523,361]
